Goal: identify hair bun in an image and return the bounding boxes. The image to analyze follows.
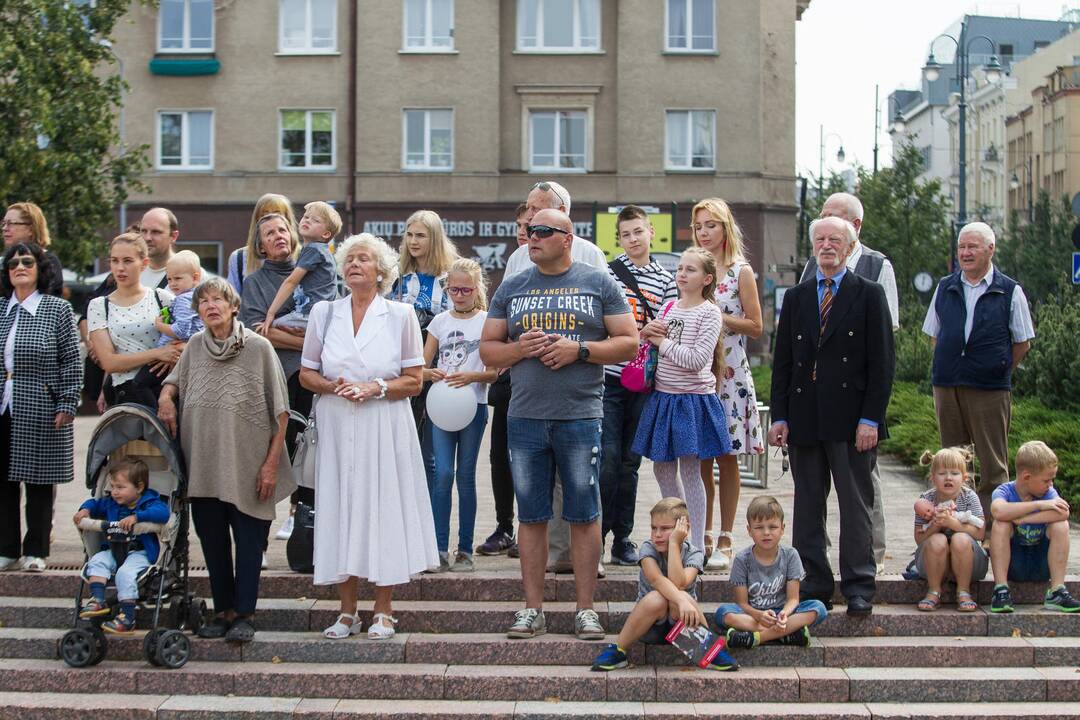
[918,450,934,467]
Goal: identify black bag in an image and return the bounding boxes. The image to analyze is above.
[285,502,315,574]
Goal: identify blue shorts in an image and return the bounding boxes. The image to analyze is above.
[715,599,828,628]
[507,417,602,524]
[1007,535,1051,583]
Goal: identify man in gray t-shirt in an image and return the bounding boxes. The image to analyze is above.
[482,208,637,641]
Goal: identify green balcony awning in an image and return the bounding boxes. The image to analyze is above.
[149,57,220,76]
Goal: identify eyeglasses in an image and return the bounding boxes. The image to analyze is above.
[531,181,569,208]
[527,224,572,239]
[1,220,30,229]
[6,256,36,270]
[447,286,475,296]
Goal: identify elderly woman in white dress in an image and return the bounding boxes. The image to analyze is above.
[300,233,439,640]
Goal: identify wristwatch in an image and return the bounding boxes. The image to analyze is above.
[373,377,389,399]
[577,341,590,362]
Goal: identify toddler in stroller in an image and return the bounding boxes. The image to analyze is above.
[73,457,169,635]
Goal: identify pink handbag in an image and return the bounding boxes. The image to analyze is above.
[620,301,674,393]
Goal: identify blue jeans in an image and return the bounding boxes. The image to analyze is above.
[85,549,151,602]
[431,404,488,555]
[507,417,602,524]
[600,376,648,543]
[715,599,829,628]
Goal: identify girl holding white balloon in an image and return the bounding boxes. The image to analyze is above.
[423,258,498,572]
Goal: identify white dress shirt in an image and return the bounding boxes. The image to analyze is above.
[921,266,1035,343]
[503,235,608,279]
[2,290,43,415]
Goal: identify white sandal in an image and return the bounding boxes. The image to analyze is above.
[323,613,362,639]
[367,612,398,640]
[706,531,734,571]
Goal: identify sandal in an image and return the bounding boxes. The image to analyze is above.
[225,617,256,643]
[956,591,978,613]
[706,531,734,571]
[917,590,941,612]
[196,615,232,639]
[323,613,363,639]
[368,612,398,640]
[703,532,715,561]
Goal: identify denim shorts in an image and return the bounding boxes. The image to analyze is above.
[1007,535,1051,583]
[507,417,602,524]
[715,599,828,628]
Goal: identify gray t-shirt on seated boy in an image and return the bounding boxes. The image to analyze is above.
[729,545,805,610]
[637,539,705,601]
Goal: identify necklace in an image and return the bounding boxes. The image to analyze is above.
[450,307,477,317]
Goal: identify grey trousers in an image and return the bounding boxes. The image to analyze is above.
[825,450,886,566]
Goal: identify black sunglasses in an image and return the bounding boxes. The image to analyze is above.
[6,256,36,270]
[531,181,569,208]
[527,224,572,239]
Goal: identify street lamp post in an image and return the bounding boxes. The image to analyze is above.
[922,20,1003,230]
[818,124,846,196]
[1010,160,1034,223]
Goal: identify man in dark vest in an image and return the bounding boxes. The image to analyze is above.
[771,216,895,616]
[801,193,898,575]
[922,222,1034,523]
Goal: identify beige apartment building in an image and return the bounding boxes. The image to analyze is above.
[112,0,809,307]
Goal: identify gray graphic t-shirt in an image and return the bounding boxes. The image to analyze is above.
[637,539,705,601]
[488,262,629,420]
[729,545,805,611]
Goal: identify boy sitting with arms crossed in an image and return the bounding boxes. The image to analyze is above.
[154,250,204,343]
[989,440,1079,613]
[592,497,738,671]
[72,457,170,635]
[717,496,828,648]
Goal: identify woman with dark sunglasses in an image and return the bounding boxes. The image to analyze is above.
[0,242,83,572]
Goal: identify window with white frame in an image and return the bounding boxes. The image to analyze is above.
[158,0,213,52]
[529,110,586,171]
[280,110,335,169]
[665,110,715,170]
[404,0,453,50]
[280,0,337,53]
[157,111,213,169]
[403,109,453,170]
[517,0,599,52]
[665,0,715,52]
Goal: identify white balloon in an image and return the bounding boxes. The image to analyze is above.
[425,381,476,432]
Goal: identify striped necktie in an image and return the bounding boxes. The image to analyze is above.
[812,278,834,382]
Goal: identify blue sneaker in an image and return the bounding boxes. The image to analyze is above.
[707,645,739,672]
[591,643,629,671]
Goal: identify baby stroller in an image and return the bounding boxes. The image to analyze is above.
[60,404,203,669]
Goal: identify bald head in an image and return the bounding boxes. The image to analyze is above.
[527,208,574,271]
[820,193,864,235]
[140,207,179,266]
[532,208,573,234]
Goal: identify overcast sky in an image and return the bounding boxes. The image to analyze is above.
[795,0,1079,179]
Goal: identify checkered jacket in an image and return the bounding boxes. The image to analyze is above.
[0,294,83,485]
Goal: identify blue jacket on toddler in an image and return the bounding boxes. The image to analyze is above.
[79,489,170,563]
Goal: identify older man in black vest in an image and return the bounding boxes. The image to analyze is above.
[922,222,1034,524]
[801,193,898,575]
[771,216,895,615]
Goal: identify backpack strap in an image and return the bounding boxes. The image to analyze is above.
[234,250,245,294]
[609,260,656,321]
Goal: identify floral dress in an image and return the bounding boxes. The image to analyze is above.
[715,261,765,456]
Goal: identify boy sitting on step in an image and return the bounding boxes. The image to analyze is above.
[989,441,1080,614]
[716,496,828,648]
[72,457,170,635]
[591,497,738,671]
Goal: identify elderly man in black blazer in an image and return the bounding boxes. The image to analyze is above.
[768,216,895,616]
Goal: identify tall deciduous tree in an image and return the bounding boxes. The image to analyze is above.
[0,0,149,272]
[997,191,1076,305]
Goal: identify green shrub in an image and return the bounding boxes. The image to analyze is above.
[1017,282,1080,411]
[893,306,933,387]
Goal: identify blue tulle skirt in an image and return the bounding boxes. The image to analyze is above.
[632,391,732,462]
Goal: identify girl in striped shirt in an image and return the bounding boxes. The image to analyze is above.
[633,247,732,552]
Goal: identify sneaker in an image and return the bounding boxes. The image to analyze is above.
[507,608,546,639]
[610,539,638,566]
[591,643,629,671]
[775,626,811,647]
[450,551,474,573]
[724,628,758,649]
[507,542,520,559]
[79,599,111,619]
[275,515,295,541]
[575,608,605,640]
[476,529,514,556]
[707,646,740,671]
[1044,585,1080,613]
[20,556,45,572]
[0,556,17,571]
[990,585,1014,614]
[102,611,136,635]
